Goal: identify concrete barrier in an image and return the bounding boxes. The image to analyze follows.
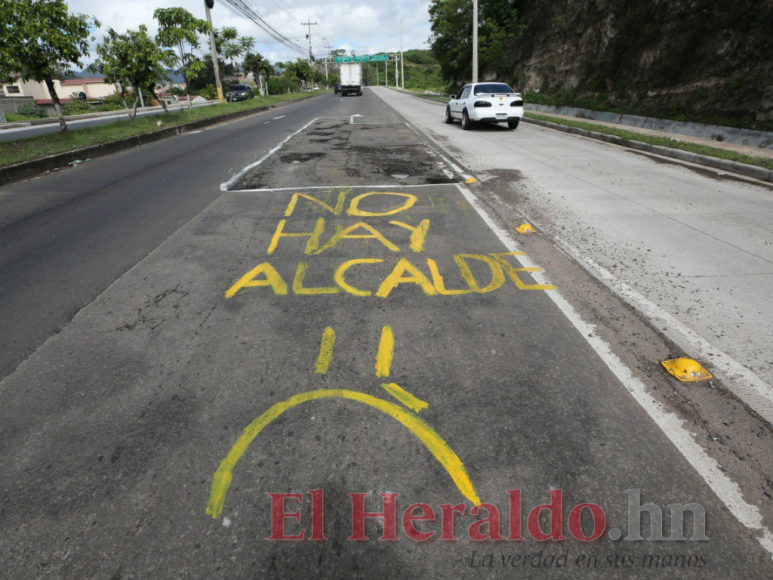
[523,116,773,184]
[525,104,773,151]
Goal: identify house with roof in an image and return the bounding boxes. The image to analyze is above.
[1,73,118,104]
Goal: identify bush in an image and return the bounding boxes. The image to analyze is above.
[62,99,93,115]
[267,77,292,95]
[16,103,48,118]
[197,84,218,100]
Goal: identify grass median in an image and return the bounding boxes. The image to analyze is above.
[0,91,328,169]
[525,112,773,172]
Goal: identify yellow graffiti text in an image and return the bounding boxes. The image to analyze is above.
[225,262,288,298]
[347,192,417,217]
[268,217,326,255]
[293,262,341,295]
[316,222,400,255]
[391,220,430,253]
[226,254,553,299]
[376,258,438,298]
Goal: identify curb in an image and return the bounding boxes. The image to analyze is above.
[523,117,773,184]
[0,96,316,188]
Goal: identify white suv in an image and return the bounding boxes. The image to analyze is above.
[445,82,524,130]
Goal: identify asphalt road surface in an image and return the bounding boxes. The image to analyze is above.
[0,101,216,142]
[1,89,772,578]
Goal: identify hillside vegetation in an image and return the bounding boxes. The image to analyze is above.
[428,0,773,131]
[361,49,448,93]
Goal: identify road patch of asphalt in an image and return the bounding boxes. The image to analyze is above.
[0,96,318,188]
[227,117,458,191]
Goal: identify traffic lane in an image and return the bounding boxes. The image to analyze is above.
[0,94,341,382]
[0,101,217,142]
[0,95,338,229]
[230,110,456,190]
[0,185,770,576]
[372,87,773,399]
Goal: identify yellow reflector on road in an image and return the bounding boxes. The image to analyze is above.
[661,358,713,382]
[515,223,536,234]
[465,177,479,184]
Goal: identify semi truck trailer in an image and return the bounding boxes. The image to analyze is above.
[339,62,363,96]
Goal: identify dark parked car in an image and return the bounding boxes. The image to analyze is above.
[334,83,341,94]
[227,84,254,102]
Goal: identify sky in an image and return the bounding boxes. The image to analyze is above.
[68,0,434,65]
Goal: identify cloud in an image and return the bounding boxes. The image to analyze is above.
[68,0,433,64]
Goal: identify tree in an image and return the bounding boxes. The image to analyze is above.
[243,52,271,95]
[284,59,313,91]
[154,7,210,109]
[429,0,473,83]
[214,27,243,79]
[429,0,523,85]
[91,26,176,119]
[239,36,255,54]
[0,0,99,132]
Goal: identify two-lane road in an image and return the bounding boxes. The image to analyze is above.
[1,89,772,578]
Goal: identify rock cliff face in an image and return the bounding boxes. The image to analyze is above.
[512,0,773,122]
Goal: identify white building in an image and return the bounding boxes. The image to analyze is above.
[2,77,118,103]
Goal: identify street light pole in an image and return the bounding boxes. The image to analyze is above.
[204,0,225,104]
[472,0,478,83]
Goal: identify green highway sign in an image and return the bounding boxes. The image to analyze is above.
[334,54,391,63]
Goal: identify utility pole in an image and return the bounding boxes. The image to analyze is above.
[395,56,399,88]
[302,21,317,65]
[400,28,405,90]
[472,0,478,83]
[323,40,333,85]
[204,0,225,104]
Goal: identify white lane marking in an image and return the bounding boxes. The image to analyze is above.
[226,183,459,193]
[272,115,286,120]
[455,182,773,558]
[349,114,364,124]
[220,118,318,192]
[557,244,773,426]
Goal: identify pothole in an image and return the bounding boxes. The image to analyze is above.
[280,152,325,163]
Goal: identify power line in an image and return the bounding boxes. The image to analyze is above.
[220,0,308,57]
